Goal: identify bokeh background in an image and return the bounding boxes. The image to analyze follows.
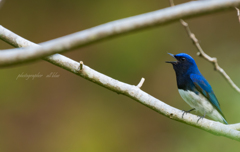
[0,0,240,151]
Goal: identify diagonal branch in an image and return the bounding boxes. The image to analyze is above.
[0,0,240,66]
[1,26,240,141]
[169,0,240,93]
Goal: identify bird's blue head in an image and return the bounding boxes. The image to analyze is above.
[166,53,200,75]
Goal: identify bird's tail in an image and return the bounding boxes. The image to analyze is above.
[210,110,228,124]
[222,117,228,125]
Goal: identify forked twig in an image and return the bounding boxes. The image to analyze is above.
[169,0,240,93]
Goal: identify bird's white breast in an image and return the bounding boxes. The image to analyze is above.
[178,89,224,122]
[178,89,213,114]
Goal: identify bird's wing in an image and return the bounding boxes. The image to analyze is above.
[190,74,226,118]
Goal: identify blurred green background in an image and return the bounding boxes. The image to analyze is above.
[0,0,240,151]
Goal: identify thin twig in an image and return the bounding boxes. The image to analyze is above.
[169,0,240,93]
[235,7,240,23]
[137,78,145,88]
[79,61,84,71]
[0,0,240,66]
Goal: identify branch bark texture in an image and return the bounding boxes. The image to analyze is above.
[0,0,240,66]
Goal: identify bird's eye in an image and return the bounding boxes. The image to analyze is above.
[181,57,186,61]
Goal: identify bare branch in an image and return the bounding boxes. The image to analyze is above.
[235,7,240,23]
[1,26,240,142]
[0,0,240,66]
[136,78,145,88]
[169,0,240,93]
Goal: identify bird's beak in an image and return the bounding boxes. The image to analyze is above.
[166,53,177,64]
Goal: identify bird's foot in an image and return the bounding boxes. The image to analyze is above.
[182,108,195,118]
[197,112,206,123]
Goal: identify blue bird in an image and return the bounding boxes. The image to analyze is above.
[166,53,227,124]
